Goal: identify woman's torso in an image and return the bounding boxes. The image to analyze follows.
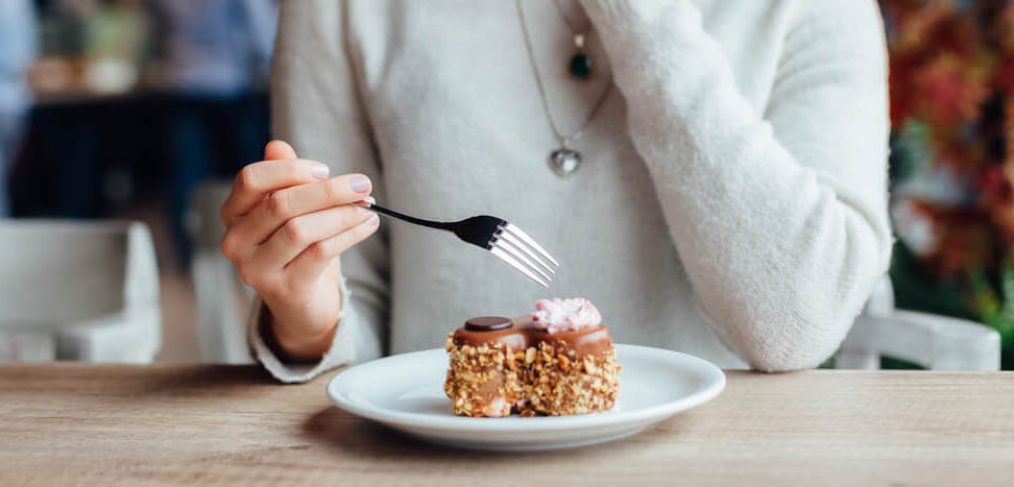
[341,0,797,368]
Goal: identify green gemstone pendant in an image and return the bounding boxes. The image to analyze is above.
[568,33,592,80]
[569,52,592,79]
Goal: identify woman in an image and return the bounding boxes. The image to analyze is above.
[219,0,892,382]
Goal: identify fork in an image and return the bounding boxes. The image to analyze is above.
[363,201,559,287]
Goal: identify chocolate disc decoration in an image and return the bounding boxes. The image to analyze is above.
[569,33,592,80]
[464,316,513,332]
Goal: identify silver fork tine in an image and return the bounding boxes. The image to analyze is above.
[490,247,549,288]
[504,223,559,267]
[493,238,553,282]
[498,231,556,275]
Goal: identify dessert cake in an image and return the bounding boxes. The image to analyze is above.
[443,298,620,417]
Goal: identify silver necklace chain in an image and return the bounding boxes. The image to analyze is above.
[515,0,612,150]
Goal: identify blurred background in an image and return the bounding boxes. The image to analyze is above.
[885,0,1014,369]
[1,0,275,362]
[1,0,1013,368]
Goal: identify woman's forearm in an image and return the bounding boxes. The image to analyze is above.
[582,0,893,370]
[247,0,390,383]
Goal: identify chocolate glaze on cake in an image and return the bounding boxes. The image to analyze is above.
[528,325,612,358]
[453,316,527,350]
[454,317,611,358]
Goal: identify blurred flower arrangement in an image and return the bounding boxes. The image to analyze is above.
[883,0,1014,368]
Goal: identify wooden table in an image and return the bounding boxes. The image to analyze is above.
[2,365,1013,486]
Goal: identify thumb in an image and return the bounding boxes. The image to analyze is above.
[264,140,298,161]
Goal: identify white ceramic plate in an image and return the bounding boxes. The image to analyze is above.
[327,344,725,451]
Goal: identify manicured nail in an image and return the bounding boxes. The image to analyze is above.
[349,175,371,193]
[364,196,376,205]
[366,214,380,226]
[311,163,330,180]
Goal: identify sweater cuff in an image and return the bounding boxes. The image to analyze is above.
[248,277,359,383]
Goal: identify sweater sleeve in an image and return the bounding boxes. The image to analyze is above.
[580,0,893,371]
[248,0,389,383]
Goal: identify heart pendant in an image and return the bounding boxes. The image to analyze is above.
[549,148,582,176]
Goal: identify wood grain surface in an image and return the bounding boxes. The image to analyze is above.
[1,365,1013,486]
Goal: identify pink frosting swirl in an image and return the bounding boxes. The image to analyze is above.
[530,298,602,333]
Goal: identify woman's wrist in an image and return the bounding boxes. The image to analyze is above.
[262,302,340,363]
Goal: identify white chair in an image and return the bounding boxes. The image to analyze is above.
[0,220,161,362]
[188,182,253,364]
[836,277,1001,371]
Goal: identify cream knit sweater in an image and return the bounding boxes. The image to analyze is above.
[251,0,892,382]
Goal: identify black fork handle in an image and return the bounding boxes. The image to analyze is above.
[365,203,453,231]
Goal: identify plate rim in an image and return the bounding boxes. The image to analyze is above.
[326,344,726,433]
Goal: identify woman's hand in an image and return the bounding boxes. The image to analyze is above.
[220,141,380,361]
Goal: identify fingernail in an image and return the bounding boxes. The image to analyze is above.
[364,196,376,205]
[367,214,380,226]
[349,175,371,193]
[311,163,330,180]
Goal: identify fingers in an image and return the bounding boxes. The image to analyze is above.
[285,213,381,284]
[264,140,298,161]
[250,204,375,274]
[221,158,332,225]
[225,173,373,247]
